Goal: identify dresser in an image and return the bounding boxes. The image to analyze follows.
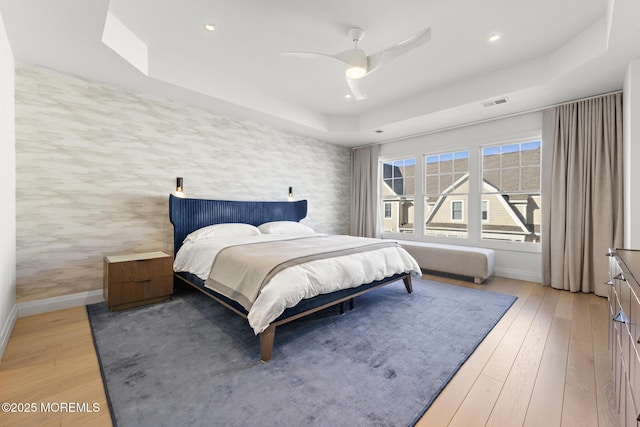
[103,251,173,311]
[608,249,640,426]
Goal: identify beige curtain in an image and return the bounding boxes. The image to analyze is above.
[350,145,380,238]
[541,93,623,296]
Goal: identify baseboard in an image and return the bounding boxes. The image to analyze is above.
[494,266,542,283]
[17,290,104,318]
[0,303,18,363]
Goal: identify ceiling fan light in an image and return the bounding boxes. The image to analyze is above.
[345,66,366,80]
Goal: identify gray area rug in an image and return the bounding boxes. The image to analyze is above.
[87,277,516,427]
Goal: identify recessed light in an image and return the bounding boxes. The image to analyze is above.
[489,34,500,42]
[345,94,352,99]
[204,23,215,32]
[375,129,384,134]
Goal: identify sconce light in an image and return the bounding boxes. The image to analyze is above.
[175,177,185,197]
[288,186,293,201]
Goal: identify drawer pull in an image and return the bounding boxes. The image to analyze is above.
[134,279,152,284]
[604,280,615,286]
[613,310,629,324]
[614,273,625,281]
[606,249,616,257]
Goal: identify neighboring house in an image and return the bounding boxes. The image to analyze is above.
[382,145,541,242]
[425,174,540,242]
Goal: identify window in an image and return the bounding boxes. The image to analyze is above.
[451,201,463,221]
[381,158,415,233]
[384,202,392,219]
[481,140,541,242]
[424,151,469,238]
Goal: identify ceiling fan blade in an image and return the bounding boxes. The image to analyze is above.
[347,77,367,100]
[366,27,431,75]
[281,51,341,61]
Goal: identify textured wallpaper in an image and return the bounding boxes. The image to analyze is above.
[15,64,350,302]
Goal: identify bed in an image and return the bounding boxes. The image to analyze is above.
[169,194,421,361]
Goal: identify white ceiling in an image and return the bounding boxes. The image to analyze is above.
[1,0,639,147]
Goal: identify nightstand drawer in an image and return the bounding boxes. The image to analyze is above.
[103,251,174,311]
[107,257,172,283]
[108,276,173,306]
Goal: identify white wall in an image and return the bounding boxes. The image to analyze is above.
[15,65,350,304]
[379,112,543,283]
[624,58,640,248]
[0,11,17,361]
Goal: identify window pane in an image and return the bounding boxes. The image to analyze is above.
[483,152,501,169]
[384,203,392,219]
[423,150,469,239]
[439,174,453,193]
[425,156,439,174]
[453,156,468,172]
[501,168,520,191]
[521,141,541,166]
[454,172,466,183]
[481,193,540,242]
[439,153,453,173]
[424,150,469,196]
[426,175,439,194]
[451,201,463,220]
[425,196,468,238]
[382,157,415,234]
[483,169,500,188]
[501,151,519,168]
[521,166,541,191]
[481,140,541,243]
[502,144,520,154]
[381,198,415,233]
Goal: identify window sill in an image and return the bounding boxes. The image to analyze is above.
[382,232,542,254]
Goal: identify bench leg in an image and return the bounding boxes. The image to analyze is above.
[403,275,413,293]
[349,298,354,310]
[259,324,276,362]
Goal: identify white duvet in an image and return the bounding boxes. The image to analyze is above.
[173,234,421,334]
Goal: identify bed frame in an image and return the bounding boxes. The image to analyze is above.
[168,194,412,361]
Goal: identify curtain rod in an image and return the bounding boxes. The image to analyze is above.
[352,89,623,150]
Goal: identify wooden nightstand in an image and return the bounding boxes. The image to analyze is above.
[103,251,173,311]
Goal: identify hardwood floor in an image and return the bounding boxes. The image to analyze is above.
[0,307,112,427]
[0,275,617,426]
[418,274,617,427]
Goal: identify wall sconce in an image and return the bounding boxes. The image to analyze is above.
[288,186,294,201]
[175,177,185,197]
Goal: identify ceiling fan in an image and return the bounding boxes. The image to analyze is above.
[281,26,431,100]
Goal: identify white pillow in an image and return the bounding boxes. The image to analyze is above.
[184,223,261,242]
[258,221,315,235]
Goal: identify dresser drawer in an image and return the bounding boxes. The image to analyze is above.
[610,248,640,424]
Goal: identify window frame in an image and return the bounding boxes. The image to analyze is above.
[379,132,541,254]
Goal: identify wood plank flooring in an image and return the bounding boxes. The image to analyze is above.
[0,307,112,427]
[0,275,617,426]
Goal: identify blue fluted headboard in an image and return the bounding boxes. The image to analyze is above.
[168,194,308,255]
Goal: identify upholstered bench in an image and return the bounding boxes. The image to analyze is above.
[395,240,495,284]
